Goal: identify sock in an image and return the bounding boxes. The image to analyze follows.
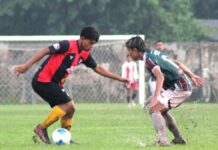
[162,112,183,140]
[61,117,73,131]
[127,96,130,103]
[40,106,66,129]
[151,112,169,144]
[131,91,137,100]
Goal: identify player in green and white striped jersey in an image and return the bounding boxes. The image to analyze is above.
[146,40,178,106]
[125,36,204,146]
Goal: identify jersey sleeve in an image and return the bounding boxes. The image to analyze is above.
[48,40,70,54]
[83,54,97,69]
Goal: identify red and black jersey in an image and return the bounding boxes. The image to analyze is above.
[35,40,97,86]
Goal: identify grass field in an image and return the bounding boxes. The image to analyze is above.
[0,103,218,150]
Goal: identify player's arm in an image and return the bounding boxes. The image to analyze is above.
[94,65,129,83]
[150,66,164,107]
[15,40,69,75]
[15,48,50,75]
[172,59,204,86]
[83,55,129,83]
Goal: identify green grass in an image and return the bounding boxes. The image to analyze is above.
[0,103,218,150]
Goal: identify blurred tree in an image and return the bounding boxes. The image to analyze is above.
[0,0,204,41]
[191,0,218,19]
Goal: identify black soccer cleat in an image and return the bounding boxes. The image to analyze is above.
[171,138,187,145]
[70,139,79,145]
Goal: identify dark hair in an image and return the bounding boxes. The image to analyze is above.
[125,36,146,52]
[80,26,100,42]
[154,40,164,45]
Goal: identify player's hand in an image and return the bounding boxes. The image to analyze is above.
[14,64,29,76]
[149,95,158,109]
[125,83,131,88]
[191,75,205,87]
[119,77,131,84]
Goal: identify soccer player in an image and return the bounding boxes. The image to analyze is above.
[146,40,177,106]
[148,41,166,99]
[121,54,139,107]
[125,36,204,146]
[15,26,129,144]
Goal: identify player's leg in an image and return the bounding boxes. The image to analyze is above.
[34,103,69,144]
[32,80,70,144]
[60,100,76,130]
[126,87,131,106]
[59,100,79,144]
[131,82,138,106]
[149,102,170,146]
[161,89,191,144]
[161,111,186,144]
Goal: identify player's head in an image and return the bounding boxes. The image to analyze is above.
[125,36,146,61]
[154,40,165,51]
[79,26,100,51]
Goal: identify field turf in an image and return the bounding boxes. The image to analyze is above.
[0,103,217,150]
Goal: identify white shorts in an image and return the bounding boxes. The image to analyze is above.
[159,86,192,109]
[148,77,156,96]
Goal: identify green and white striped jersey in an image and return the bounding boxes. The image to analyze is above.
[145,49,191,91]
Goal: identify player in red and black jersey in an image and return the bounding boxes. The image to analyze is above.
[15,26,129,144]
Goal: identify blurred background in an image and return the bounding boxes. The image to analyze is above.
[0,0,218,104]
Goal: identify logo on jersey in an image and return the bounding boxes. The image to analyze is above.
[66,66,74,74]
[78,58,83,64]
[70,55,74,60]
[53,43,61,50]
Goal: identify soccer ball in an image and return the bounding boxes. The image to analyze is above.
[52,128,71,145]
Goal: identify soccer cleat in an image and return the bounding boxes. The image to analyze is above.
[131,102,136,107]
[127,103,132,107]
[34,124,51,144]
[70,139,79,145]
[43,128,51,144]
[171,138,187,145]
[157,140,171,147]
[149,140,170,147]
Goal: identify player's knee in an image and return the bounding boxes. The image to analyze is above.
[149,106,158,114]
[149,103,168,114]
[69,100,76,113]
[65,100,76,113]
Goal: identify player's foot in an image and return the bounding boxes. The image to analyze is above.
[34,124,51,144]
[132,102,136,107]
[157,140,170,147]
[70,139,79,145]
[150,140,170,147]
[171,138,187,145]
[43,128,51,144]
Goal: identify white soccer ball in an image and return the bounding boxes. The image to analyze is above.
[52,128,71,145]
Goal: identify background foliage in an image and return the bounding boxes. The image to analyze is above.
[0,0,216,41]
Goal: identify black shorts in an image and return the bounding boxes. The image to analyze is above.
[32,78,72,107]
